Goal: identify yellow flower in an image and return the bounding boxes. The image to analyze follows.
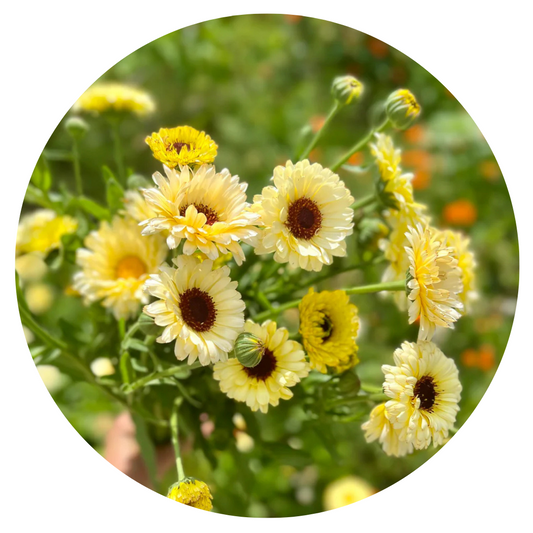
[406,224,463,340]
[17,209,77,256]
[145,126,217,169]
[382,340,462,450]
[437,229,478,312]
[25,283,54,315]
[385,89,421,129]
[73,82,155,116]
[299,288,360,374]
[361,403,414,457]
[252,160,354,272]
[323,476,376,510]
[74,216,167,320]
[144,255,245,366]
[167,479,213,511]
[141,164,259,265]
[213,320,310,413]
[15,253,48,282]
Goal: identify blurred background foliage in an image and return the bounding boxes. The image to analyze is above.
[23,14,517,517]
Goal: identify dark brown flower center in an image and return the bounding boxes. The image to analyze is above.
[170,142,191,153]
[319,315,333,342]
[244,348,277,380]
[413,375,437,411]
[179,287,217,332]
[286,197,322,240]
[179,203,219,225]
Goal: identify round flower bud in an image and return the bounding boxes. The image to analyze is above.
[385,89,421,129]
[331,75,364,106]
[167,478,213,511]
[232,331,264,368]
[65,116,89,140]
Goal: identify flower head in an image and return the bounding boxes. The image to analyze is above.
[17,209,78,256]
[252,160,354,272]
[74,216,167,320]
[141,165,259,265]
[299,288,360,374]
[385,89,421,129]
[382,340,462,450]
[167,478,213,511]
[323,476,376,510]
[145,126,217,169]
[405,224,463,340]
[331,75,364,106]
[143,255,245,366]
[73,83,155,116]
[213,320,310,413]
[361,403,414,457]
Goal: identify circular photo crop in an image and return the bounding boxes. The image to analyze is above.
[15,14,518,517]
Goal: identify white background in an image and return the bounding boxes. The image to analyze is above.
[1,1,531,531]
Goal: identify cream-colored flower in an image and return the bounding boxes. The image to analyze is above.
[74,216,167,320]
[17,209,77,256]
[25,283,54,315]
[213,320,310,413]
[15,253,48,282]
[406,224,463,340]
[323,476,376,510]
[143,255,245,366]
[382,340,462,450]
[361,403,414,457]
[436,229,478,312]
[141,165,259,265]
[252,160,354,272]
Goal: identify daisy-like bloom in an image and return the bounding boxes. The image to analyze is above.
[16,209,78,256]
[72,82,155,116]
[141,165,259,265]
[370,133,416,207]
[406,224,463,341]
[252,160,354,272]
[213,320,310,413]
[74,216,167,320]
[385,89,421,129]
[298,288,360,374]
[167,478,213,511]
[436,229,478,312]
[361,403,414,457]
[145,126,217,169]
[382,340,462,450]
[323,476,376,510]
[143,255,245,366]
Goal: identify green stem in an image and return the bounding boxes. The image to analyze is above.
[111,120,126,184]
[19,305,68,352]
[330,118,390,172]
[123,362,202,394]
[72,139,83,195]
[351,194,376,211]
[171,398,185,480]
[361,383,384,394]
[299,102,341,160]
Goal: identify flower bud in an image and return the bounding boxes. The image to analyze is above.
[331,75,364,106]
[167,478,213,511]
[385,89,421,129]
[232,332,264,368]
[65,116,89,140]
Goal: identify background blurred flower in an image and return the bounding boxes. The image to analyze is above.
[442,199,478,227]
[25,283,54,315]
[323,476,376,510]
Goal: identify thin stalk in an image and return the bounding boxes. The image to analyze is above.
[72,139,83,195]
[351,194,376,211]
[123,362,202,394]
[111,120,126,184]
[299,101,340,160]
[171,398,185,481]
[330,118,390,172]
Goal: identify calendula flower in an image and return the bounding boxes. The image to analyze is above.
[361,403,414,457]
[380,202,430,310]
[145,126,217,169]
[385,89,421,129]
[16,209,78,256]
[167,478,213,511]
[382,340,462,450]
[73,82,155,116]
[323,476,376,510]
[74,216,167,320]
[406,224,463,340]
[299,288,360,374]
[213,320,310,413]
[370,133,416,207]
[143,255,245,366]
[141,164,259,265]
[436,229,478,312]
[252,160,354,272]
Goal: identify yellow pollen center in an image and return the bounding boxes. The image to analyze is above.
[116,255,146,279]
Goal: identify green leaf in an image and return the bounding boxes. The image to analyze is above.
[75,196,111,221]
[124,338,150,353]
[131,413,159,490]
[103,166,125,213]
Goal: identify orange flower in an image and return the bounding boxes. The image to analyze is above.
[308,148,323,162]
[443,199,478,227]
[411,171,431,190]
[478,344,496,371]
[403,124,426,144]
[479,160,501,182]
[284,14,302,24]
[461,348,478,368]
[348,152,364,166]
[310,115,326,133]
[403,149,432,172]
[367,37,389,58]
